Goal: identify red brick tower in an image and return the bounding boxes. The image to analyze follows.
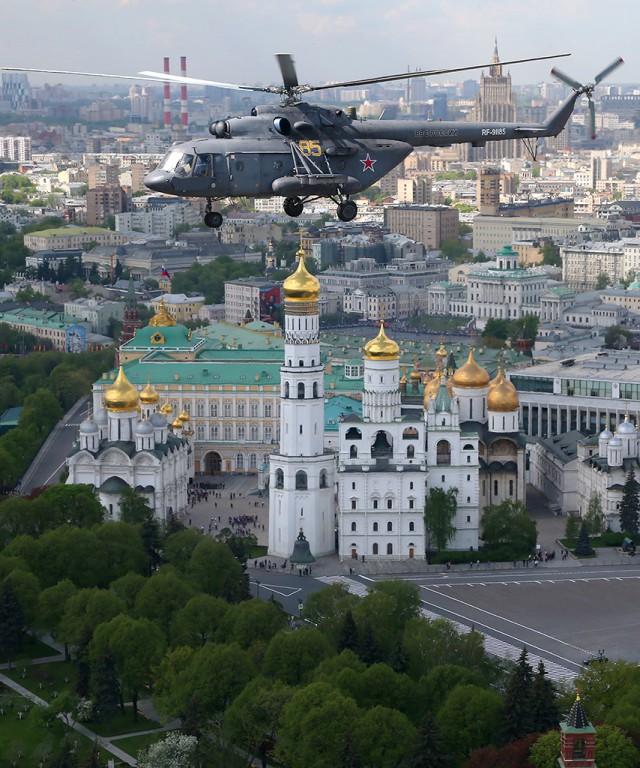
[559,694,597,767]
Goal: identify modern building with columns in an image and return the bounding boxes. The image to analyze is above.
[509,349,640,439]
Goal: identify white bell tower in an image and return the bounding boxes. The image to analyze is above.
[269,248,335,559]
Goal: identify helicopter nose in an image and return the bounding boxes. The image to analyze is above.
[144,170,173,194]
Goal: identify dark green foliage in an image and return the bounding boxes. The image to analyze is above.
[74,625,93,698]
[502,647,534,741]
[424,487,458,552]
[403,711,453,768]
[530,661,559,733]
[0,577,25,664]
[574,520,595,557]
[389,632,410,674]
[481,500,537,557]
[91,646,122,722]
[337,609,359,653]
[620,468,640,536]
[170,256,264,304]
[358,618,382,666]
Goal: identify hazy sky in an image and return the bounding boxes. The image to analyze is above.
[2,0,635,90]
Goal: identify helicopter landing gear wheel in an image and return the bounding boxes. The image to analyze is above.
[283,196,304,217]
[204,211,223,229]
[337,199,358,222]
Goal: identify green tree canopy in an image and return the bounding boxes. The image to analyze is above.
[481,499,537,556]
[425,487,458,552]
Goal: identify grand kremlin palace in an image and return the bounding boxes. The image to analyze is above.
[89,306,521,478]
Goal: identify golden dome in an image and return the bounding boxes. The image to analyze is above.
[160,402,173,416]
[435,343,447,361]
[283,252,320,302]
[104,366,139,412]
[148,299,177,327]
[487,368,519,412]
[423,367,453,407]
[171,416,184,430]
[452,348,490,389]
[179,409,190,422]
[139,378,159,405]
[364,322,400,361]
[400,374,408,385]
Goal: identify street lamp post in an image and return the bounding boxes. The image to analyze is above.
[256,580,261,598]
[298,600,303,619]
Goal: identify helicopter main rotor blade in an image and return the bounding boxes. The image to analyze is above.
[275,54,299,90]
[307,52,571,92]
[594,56,624,84]
[0,66,167,83]
[138,70,264,92]
[550,67,583,91]
[589,99,597,140]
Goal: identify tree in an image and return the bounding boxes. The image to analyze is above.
[424,487,458,552]
[263,627,332,685]
[502,647,534,741]
[530,661,559,734]
[619,468,640,535]
[437,684,503,764]
[403,711,453,768]
[540,243,561,267]
[0,578,25,666]
[529,730,560,768]
[584,492,605,536]
[574,520,595,557]
[354,706,415,768]
[482,318,510,342]
[224,676,293,768]
[90,614,166,721]
[564,513,580,542]
[137,732,198,768]
[595,724,639,768]
[171,594,229,647]
[605,325,630,350]
[90,646,121,722]
[595,272,611,290]
[134,569,195,637]
[481,500,537,557]
[302,582,359,649]
[188,539,249,603]
[337,609,359,654]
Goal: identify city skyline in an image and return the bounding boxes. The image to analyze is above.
[2,0,635,90]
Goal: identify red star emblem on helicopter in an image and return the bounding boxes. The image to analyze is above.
[361,153,377,172]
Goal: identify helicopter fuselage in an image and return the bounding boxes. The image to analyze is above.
[143,91,581,225]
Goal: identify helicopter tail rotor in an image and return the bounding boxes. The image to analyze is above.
[551,57,624,139]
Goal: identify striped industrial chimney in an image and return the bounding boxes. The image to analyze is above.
[163,57,172,129]
[180,56,188,129]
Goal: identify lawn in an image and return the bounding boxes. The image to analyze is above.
[0,634,62,666]
[0,686,110,768]
[4,660,76,703]
[90,704,163,737]
[111,729,167,759]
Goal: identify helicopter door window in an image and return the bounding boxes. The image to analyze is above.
[194,154,214,177]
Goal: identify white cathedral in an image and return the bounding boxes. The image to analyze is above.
[269,250,526,562]
[67,366,192,520]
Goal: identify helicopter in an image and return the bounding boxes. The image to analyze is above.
[3,53,623,228]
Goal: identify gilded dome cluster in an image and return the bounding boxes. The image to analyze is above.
[364,323,400,361]
[148,300,177,327]
[487,368,519,412]
[452,349,490,389]
[283,251,320,302]
[103,367,139,412]
[139,379,159,405]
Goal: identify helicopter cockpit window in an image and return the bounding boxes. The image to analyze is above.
[194,154,214,177]
[159,151,195,176]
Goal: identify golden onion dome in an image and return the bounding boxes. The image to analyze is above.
[103,367,139,412]
[409,364,422,381]
[148,299,177,327]
[282,251,320,302]
[452,348,490,389]
[487,368,519,412]
[171,416,184,430]
[423,368,453,407]
[160,402,173,416]
[364,322,400,361]
[139,379,159,405]
[435,342,447,361]
[179,409,190,422]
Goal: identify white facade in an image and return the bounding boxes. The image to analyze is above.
[67,368,192,520]
[268,256,335,559]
